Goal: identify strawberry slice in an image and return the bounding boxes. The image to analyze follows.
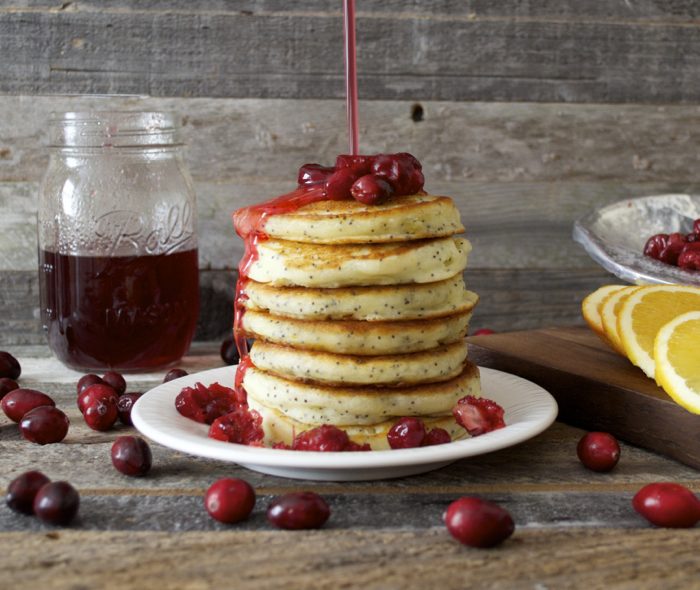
[452,396,505,436]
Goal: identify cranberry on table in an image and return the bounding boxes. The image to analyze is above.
[111,436,152,477]
[20,406,70,445]
[577,432,620,472]
[267,492,330,530]
[1,388,55,423]
[220,337,240,366]
[6,471,51,515]
[444,497,515,548]
[0,377,19,399]
[77,383,118,414]
[163,368,188,383]
[387,417,426,449]
[350,174,394,205]
[33,481,80,526]
[204,478,256,524]
[117,392,143,426]
[102,371,126,395]
[0,351,21,380]
[76,374,104,395]
[423,427,452,446]
[632,483,700,528]
[83,398,118,431]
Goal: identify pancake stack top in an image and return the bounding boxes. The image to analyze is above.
[234,185,482,450]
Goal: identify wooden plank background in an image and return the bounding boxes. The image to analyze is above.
[2,1,700,344]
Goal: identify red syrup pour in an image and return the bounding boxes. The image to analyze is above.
[231,187,326,396]
[344,0,360,155]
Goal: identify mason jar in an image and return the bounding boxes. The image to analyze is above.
[37,111,199,371]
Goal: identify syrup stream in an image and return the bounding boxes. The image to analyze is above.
[344,0,360,155]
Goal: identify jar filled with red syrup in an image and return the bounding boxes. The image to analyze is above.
[38,111,199,371]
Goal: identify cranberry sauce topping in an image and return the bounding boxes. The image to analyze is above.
[387,417,426,449]
[175,382,242,425]
[452,396,506,437]
[291,425,370,452]
[208,407,264,445]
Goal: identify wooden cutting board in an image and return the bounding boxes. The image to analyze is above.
[467,326,700,470]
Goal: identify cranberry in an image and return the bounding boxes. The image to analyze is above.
[117,392,143,426]
[267,492,330,530]
[220,337,240,366]
[678,243,700,270]
[444,497,515,548]
[387,417,427,449]
[298,163,334,187]
[371,152,424,195]
[83,398,118,431]
[0,377,19,400]
[453,396,506,437]
[643,233,669,261]
[350,174,394,205]
[76,374,104,395]
[423,427,452,446]
[77,383,118,414]
[694,219,700,235]
[633,483,700,528]
[324,168,357,200]
[335,154,373,177]
[111,436,152,477]
[20,406,70,445]
[33,481,80,526]
[204,478,256,524]
[576,432,620,472]
[6,471,51,514]
[293,425,352,452]
[473,328,495,336]
[176,382,240,424]
[163,368,188,383]
[209,408,264,445]
[0,351,21,380]
[102,371,126,395]
[1,388,55,423]
[659,232,687,265]
[686,233,698,243]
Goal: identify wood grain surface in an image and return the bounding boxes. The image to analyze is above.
[3,1,700,103]
[1,343,699,589]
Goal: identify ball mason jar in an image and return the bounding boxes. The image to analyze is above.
[37,111,200,371]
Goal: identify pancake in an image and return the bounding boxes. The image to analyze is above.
[243,276,478,322]
[249,398,469,450]
[247,237,471,288]
[262,193,464,244]
[243,361,480,425]
[249,340,469,386]
[242,306,473,355]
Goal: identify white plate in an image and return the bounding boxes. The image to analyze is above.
[132,366,558,481]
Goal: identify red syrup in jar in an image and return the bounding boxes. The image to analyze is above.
[39,249,199,371]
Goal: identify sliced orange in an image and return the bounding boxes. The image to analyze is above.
[618,285,700,378]
[654,311,700,414]
[599,286,641,355]
[581,285,626,338]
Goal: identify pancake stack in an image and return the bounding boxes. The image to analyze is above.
[239,193,481,449]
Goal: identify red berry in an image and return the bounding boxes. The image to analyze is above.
[678,243,700,270]
[111,436,152,477]
[452,396,506,437]
[472,328,495,336]
[633,483,700,528]
[350,174,394,205]
[176,382,240,425]
[0,377,19,400]
[423,427,452,446]
[335,154,373,177]
[324,168,357,200]
[643,233,669,261]
[83,398,118,431]
[20,406,70,445]
[102,371,126,396]
[1,388,55,423]
[267,492,330,530]
[78,383,118,414]
[0,351,21,380]
[293,425,352,452]
[117,392,143,426]
[577,432,620,472]
[694,219,700,235]
[220,337,240,366]
[444,497,515,548]
[204,478,256,524]
[660,232,686,265]
[208,408,264,445]
[387,417,427,449]
[33,481,80,526]
[298,163,334,187]
[163,368,188,383]
[371,152,424,195]
[6,471,51,514]
[76,374,104,395]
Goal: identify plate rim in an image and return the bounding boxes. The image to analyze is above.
[131,365,558,470]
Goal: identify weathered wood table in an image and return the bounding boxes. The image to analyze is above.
[1,343,699,589]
